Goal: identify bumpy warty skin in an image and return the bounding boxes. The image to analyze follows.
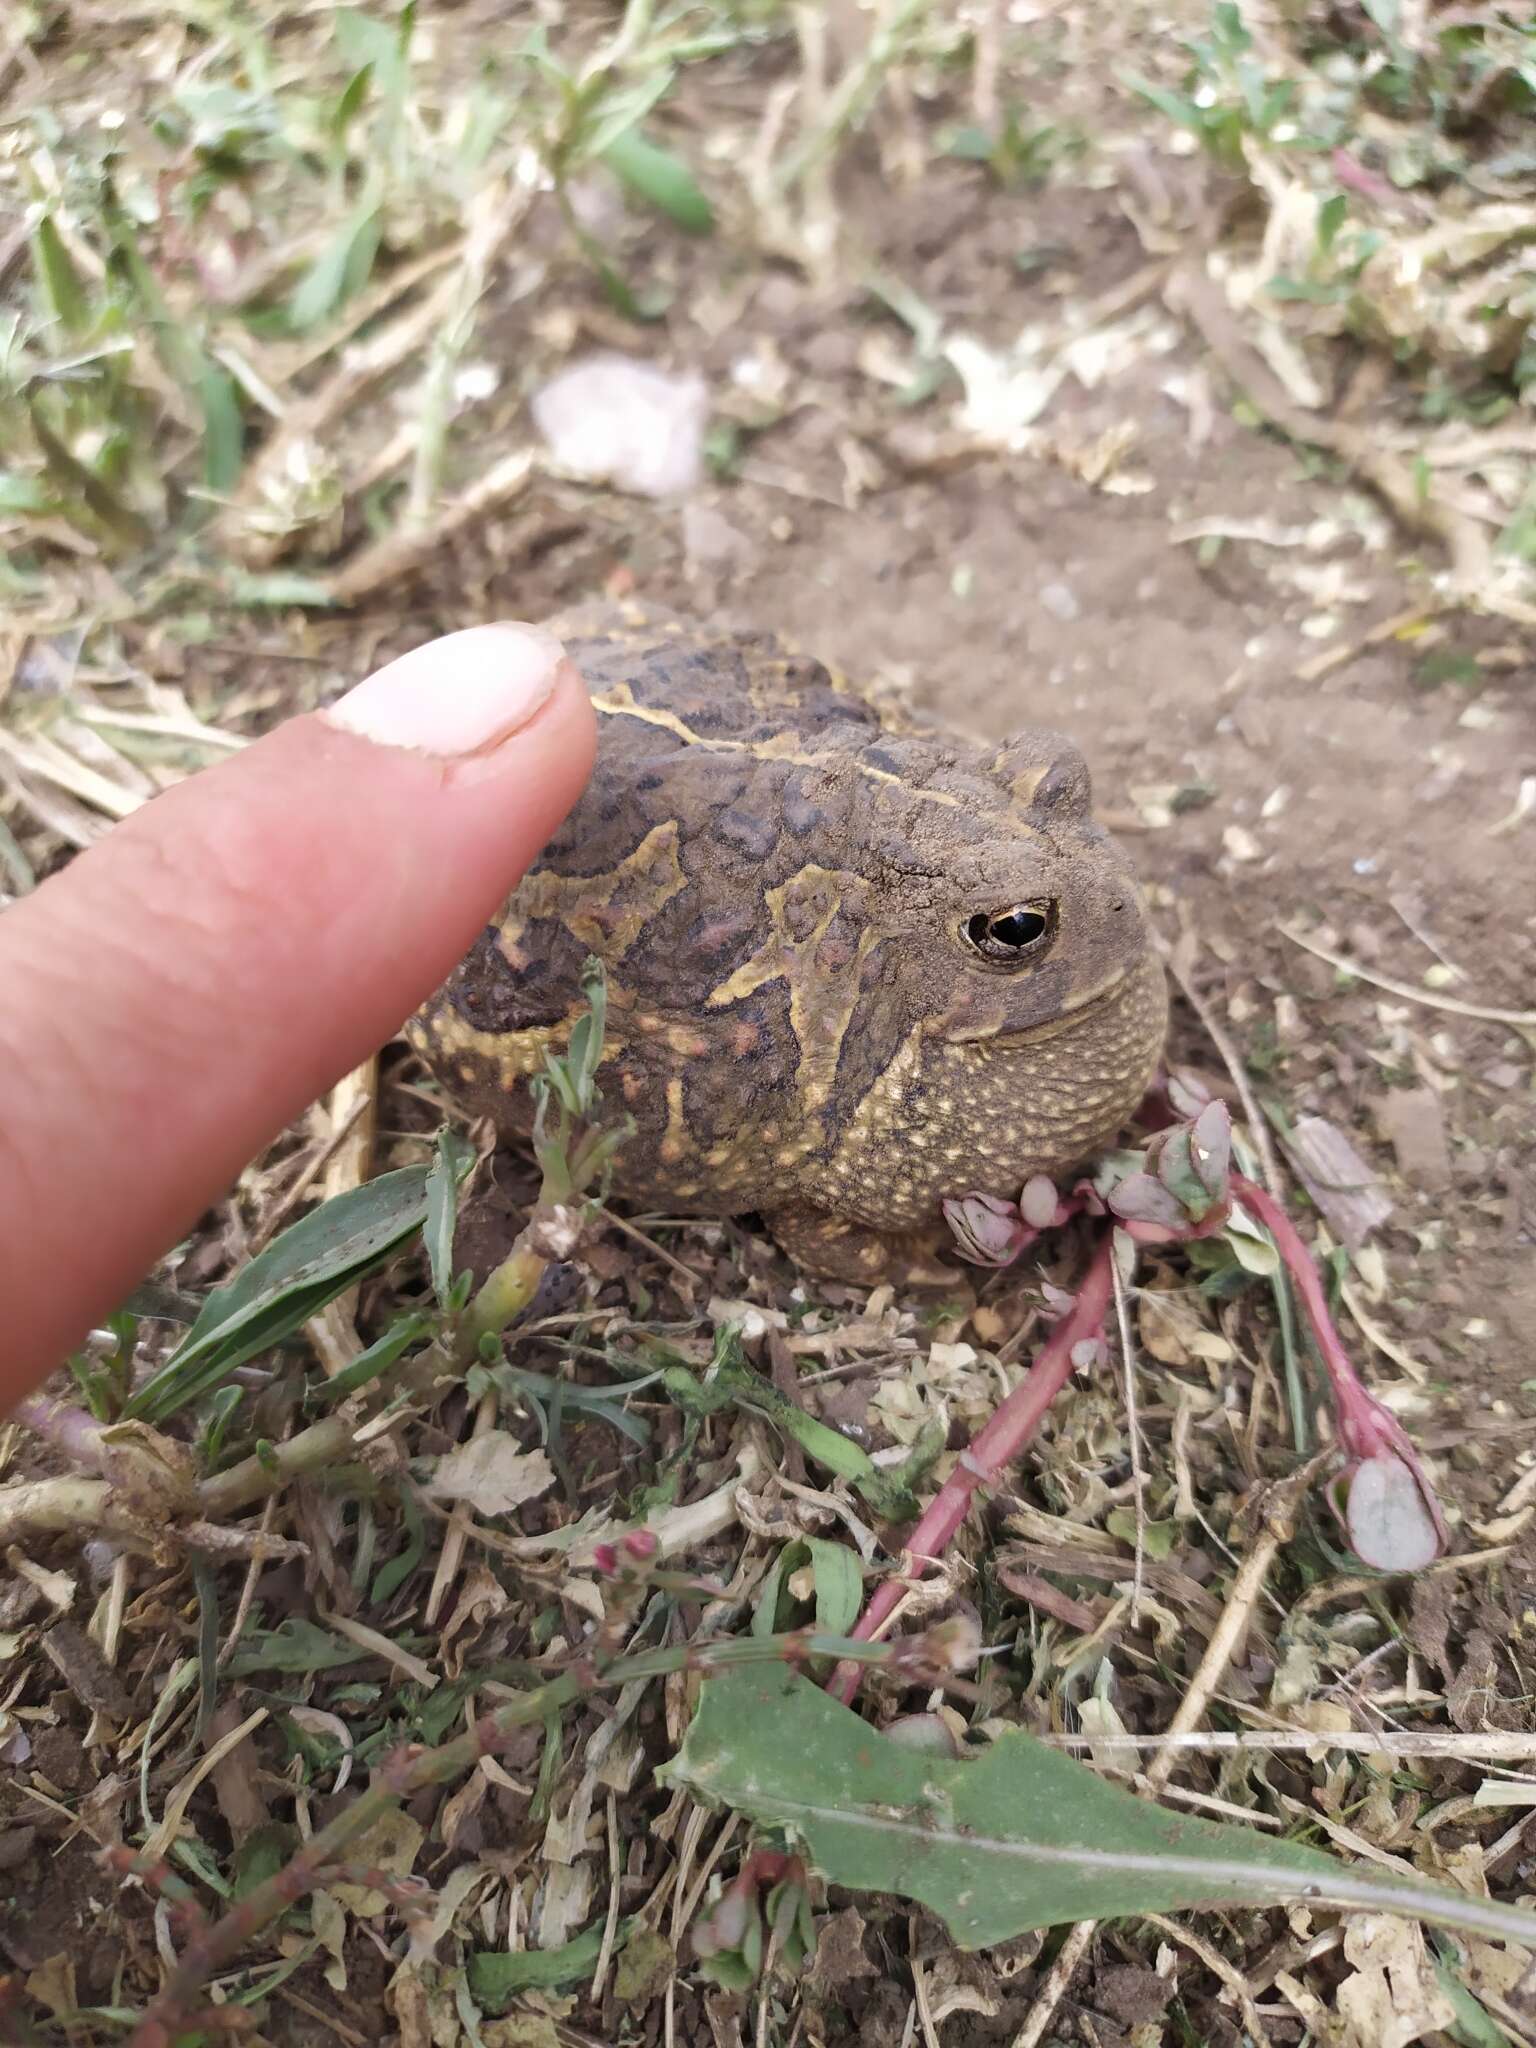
[408,603,1168,1279]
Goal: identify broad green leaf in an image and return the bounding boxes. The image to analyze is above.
[232,1821,299,1899]
[801,1537,862,1634]
[1122,71,1205,132]
[663,1668,1536,1953]
[601,127,714,233]
[124,1165,449,1421]
[468,1917,626,2008]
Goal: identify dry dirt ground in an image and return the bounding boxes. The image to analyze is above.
[4,9,1536,2048]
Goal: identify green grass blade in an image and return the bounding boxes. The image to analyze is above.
[32,215,93,336]
[123,1166,440,1422]
[601,126,714,233]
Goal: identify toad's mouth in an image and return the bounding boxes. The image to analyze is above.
[943,960,1145,1050]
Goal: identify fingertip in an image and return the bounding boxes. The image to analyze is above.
[323,620,575,759]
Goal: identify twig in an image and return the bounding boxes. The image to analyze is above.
[1151,1457,1330,1791]
[591,1791,624,2002]
[1011,1923,1095,2048]
[318,447,535,604]
[1037,1727,1536,1760]
[424,1388,496,1627]
[217,1494,278,1669]
[0,1476,131,1546]
[1157,936,1284,1196]
[1293,601,1447,685]
[771,0,935,195]
[1280,924,1536,1026]
[198,1414,372,1518]
[910,1950,942,2048]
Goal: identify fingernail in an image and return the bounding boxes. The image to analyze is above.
[323,623,566,757]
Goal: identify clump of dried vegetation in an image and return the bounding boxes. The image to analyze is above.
[3,2,1535,2045]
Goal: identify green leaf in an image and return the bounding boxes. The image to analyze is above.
[601,126,714,233]
[32,215,92,336]
[1105,1510,1179,1558]
[371,1486,425,1605]
[196,359,245,492]
[224,1617,361,1676]
[577,72,675,164]
[29,405,152,547]
[287,204,382,332]
[1433,1947,1514,2047]
[0,472,53,515]
[332,63,375,137]
[232,1821,299,1899]
[753,1539,863,1639]
[663,1668,1536,1952]
[124,1166,443,1422]
[467,1918,624,2009]
[1121,71,1205,132]
[425,1126,474,1309]
[224,570,335,607]
[319,1312,429,1401]
[334,7,409,100]
[1226,1199,1281,1277]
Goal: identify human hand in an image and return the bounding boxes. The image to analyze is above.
[0,624,596,1409]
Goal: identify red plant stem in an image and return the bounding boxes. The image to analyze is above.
[1230,1174,1446,1535]
[1230,1172,1405,1458]
[1229,1178,1360,1402]
[829,1234,1116,1707]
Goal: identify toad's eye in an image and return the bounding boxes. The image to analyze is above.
[962,901,1056,962]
